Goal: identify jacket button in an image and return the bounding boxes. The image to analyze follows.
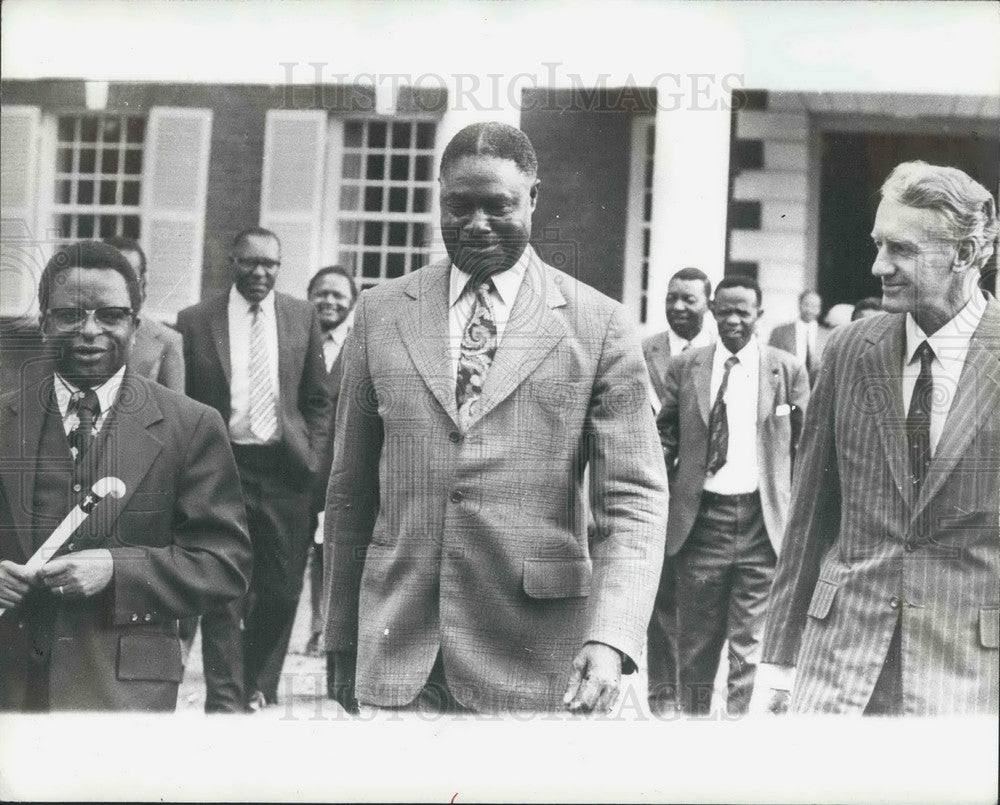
[449,431,462,443]
[144,614,152,622]
[131,614,139,622]
[889,596,901,610]
[450,490,464,503]
[72,483,82,493]
[67,543,75,552]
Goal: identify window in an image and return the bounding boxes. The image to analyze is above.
[52,113,145,241]
[335,119,437,288]
[622,115,655,324]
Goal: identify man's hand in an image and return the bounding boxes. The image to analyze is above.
[36,549,114,599]
[328,648,359,714]
[563,641,623,713]
[748,662,796,715]
[0,560,39,608]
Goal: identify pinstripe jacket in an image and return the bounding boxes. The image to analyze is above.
[322,251,668,711]
[762,298,1000,714]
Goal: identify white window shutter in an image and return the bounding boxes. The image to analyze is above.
[260,110,327,297]
[1,106,42,317]
[140,107,212,321]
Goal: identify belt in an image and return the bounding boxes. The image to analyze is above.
[700,490,759,505]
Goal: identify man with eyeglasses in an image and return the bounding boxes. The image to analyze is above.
[0,240,251,711]
[177,227,332,713]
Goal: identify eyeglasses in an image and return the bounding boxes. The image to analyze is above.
[47,307,134,331]
[235,257,281,270]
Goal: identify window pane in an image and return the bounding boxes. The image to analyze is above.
[101,149,119,174]
[78,181,94,204]
[361,251,381,278]
[99,215,117,237]
[340,184,360,211]
[77,216,94,238]
[388,222,407,247]
[342,153,361,179]
[57,148,74,173]
[57,118,76,142]
[126,117,146,143]
[409,253,424,273]
[414,155,431,181]
[412,223,426,247]
[386,253,405,279]
[365,154,385,180]
[123,216,140,239]
[363,221,383,246]
[413,187,429,213]
[363,186,383,212]
[57,214,74,238]
[344,121,363,147]
[388,187,407,212]
[368,121,387,149]
[101,118,121,143]
[100,181,117,205]
[122,181,140,206]
[79,149,96,173]
[338,251,357,272]
[80,118,99,143]
[390,154,409,181]
[339,221,360,246]
[416,123,435,150]
[124,149,143,174]
[56,180,73,204]
[391,122,411,148]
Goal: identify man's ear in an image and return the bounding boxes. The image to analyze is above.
[529,178,540,208]
[953,238,978,272]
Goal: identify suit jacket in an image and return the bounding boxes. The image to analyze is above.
[128,317,185,393]
[176,290,333,488]
[656,343,810,557]
[322,252,668,711]
[768,321,831,384]
[642,329,675,409]
[0,368,251,711]
[313,326,351,512]
[762,302,1000,714]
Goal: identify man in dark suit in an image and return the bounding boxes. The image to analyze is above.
[103,236,185,394]
[657,275,809,715]
[755,161,1000,716]
[323,122,667,714]
[304,265,357,659]
[0,241,251,711]
[177,227,332,713]
[768,290,831,386]
[641,266,714,715]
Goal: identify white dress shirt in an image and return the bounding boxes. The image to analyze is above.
[53,366,125,436]
[794,319,818,365]
[903,290,987,456]
[228,286,281,444]
[448,246,531,381]
[703,337,760,495]
[323,311,354,373]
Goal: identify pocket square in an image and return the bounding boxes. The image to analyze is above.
[775,403,792,417]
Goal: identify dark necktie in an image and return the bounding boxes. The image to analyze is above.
[456,281,498,428]
[805,335,815,377]
[69,388,101,459]
[907,340,934,493]
[706,355,739,477]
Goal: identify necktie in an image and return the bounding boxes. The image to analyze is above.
[248,303,278,441]
[456,282,498,428]
[69,388,101,460]
[706,355,739,477]
[805,336,815,377]
[907,340,934,493]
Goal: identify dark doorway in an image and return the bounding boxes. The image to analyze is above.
[817,130,1000,309]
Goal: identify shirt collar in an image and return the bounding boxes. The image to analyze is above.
[449,245,533,309]
[325,311,355,345]
[668,324,713,354]
[54,365,126,417]
[904,290,987,364]
[715,335,760,367]
[229,284,276,315]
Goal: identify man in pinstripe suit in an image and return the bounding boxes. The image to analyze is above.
[756,161,1000,715]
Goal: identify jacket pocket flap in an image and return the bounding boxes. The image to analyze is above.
[980,607,999,649]
[523,558,592,599]
[117,634,184,682]
[806,579,838,620]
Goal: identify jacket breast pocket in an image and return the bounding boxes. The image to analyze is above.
[523,558,592,599]
[117,634,184,682]
[980,606,999,650]
[806,579,838,620]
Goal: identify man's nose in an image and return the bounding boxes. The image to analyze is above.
[871,248,891,277]
[79,311,103,337]
[464,208,491,232]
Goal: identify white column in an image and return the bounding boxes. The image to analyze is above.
[645,103,732,334]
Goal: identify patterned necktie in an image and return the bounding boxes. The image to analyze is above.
[69,388,101,460]
[907,340,934,493]
[248,303,278,441]
[706,355,739,477]
[456,281,498,428]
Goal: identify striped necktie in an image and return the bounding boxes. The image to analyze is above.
[248,303,278,441]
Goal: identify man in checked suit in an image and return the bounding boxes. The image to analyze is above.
[177,227,332,713]
[656,274,809,715]
[755,161,1000,716]
[641,266,714,715]
[323,122,667,713]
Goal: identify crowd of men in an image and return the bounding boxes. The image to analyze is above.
[1,122,997,718]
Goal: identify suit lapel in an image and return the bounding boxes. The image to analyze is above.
[911,299,1000,520]
[646,332,671,399]
[692,347,713,425]
[208,293,232,383]
[472,256,568,427]
[274,293,298,417]
[863,315,912,508]
[397,261,460,426]
[758,348,779,423]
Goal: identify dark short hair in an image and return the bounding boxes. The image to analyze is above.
[231,226,281,252]
[851,296,882,321]
[39,240,143,314]
[103,236,146,276]
[440,122,538,177]
[799,288,821,303]
[715,274,762,306]
[308,265,358,301]
[669,266,711,299]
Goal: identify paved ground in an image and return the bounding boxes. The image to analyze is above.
[178,552,727,720]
